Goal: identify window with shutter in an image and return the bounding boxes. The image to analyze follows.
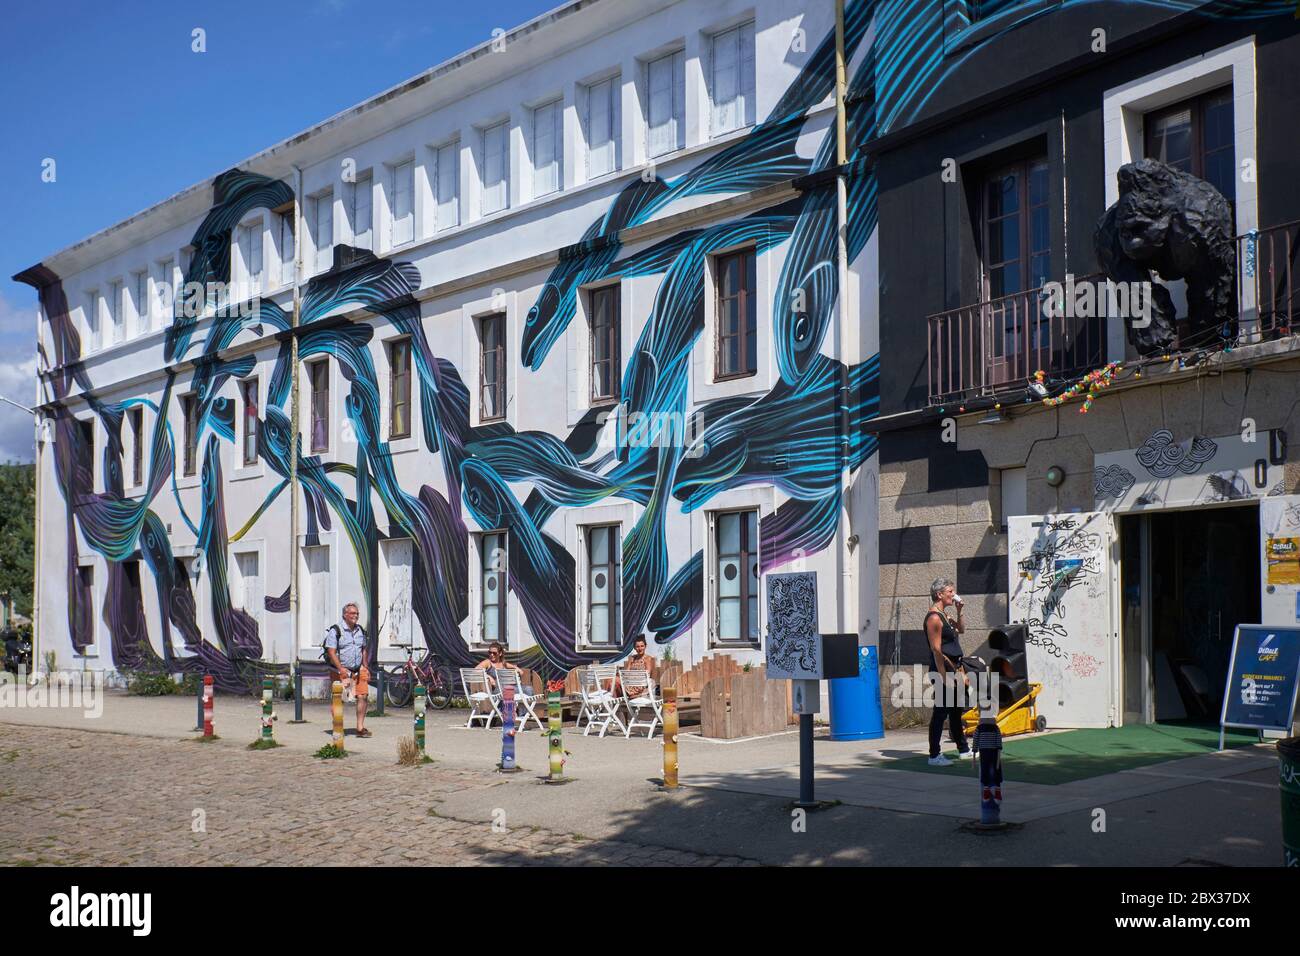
[435,141,459,231]
[711,22,755,137]
[532,101,561,198]
[390,162,413,247]
[279,213,295,286]
[482,122,509,215]
[351,174,373,250]
[647,50,683,158]
[586,76,617,180]
[314,191,334,273]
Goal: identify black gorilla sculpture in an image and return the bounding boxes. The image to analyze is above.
[1094,158,1236,355]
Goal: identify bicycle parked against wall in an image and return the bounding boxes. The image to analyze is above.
[383,645,455,709]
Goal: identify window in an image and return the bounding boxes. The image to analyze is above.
[76,418,94,482]
[981,158,1051,300]
[389,161,414,247]
[75,564,95,647]
[589,285,620,404]
[1144,87,1235,206]
[241,378,259,465]
[349,173,373,250]
[585,75,618,179]
[381,538,414,646]
[480,531,507,645]
[584,525,621,647]
[308,359,330,453]
[388,338,412,439]
[132,271,149,335]
[434,140,459,231]
[84,291,100,351]
[180,393,198,477]
[715,249,757,379]
[129,407,144,486]
[532,100,562,199]
[999,467,1027,530]
[236,219,264,297]
[234,551,261,618]
[278,211,295,286]
[711,21,755,136]
[107,279,124,344]
[156,259,175,322]
[646,50,684,158]
[312,190,334,273]
[482,121,509,215]
[479,313,507,422]
[714,509,759,645]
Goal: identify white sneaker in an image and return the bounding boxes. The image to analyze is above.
[927,755,953,767]
[957,749,974,760]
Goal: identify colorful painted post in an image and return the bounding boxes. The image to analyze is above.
[501,685,518,771]
[974,718,1003,826]
[546,682,564,780]
[662,686,679,789]
[202,675,214,738]
[413,684,427,758]
[331,680,345,751]
[260,678,275,743]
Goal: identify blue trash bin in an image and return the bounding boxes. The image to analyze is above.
[828,645,884,741]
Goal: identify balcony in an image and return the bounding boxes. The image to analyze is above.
[926,221,1298,407]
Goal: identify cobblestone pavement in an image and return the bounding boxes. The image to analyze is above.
[0,725,757,866]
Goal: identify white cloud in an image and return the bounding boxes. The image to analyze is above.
[0,291,38,464]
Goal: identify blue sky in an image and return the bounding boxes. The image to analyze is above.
[0,0,558,462]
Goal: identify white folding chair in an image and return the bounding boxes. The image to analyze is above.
[620,667,662,740]
[580,664,626,738]
[496,669,544,733]
[459,668,502,729]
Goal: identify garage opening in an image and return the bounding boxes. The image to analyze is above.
[1119,503,1260,724]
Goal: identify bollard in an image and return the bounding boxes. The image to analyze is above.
[501,685,518,771]
[194,672,205,731]
[375,668,385,717]
[202,675,215,738]
[413,684,426,758]
[662,686,679,789]
[290,663,306,723]
[546,682,564,780]
[1279,736,1300,867]
[974,718,1003,826]
[261,678,275,743]
[331,680,345,750]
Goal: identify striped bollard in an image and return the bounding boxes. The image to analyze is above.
[331,680,345,750]
[662,686,679,789]
[546,683,564,780]
[414,684,427,758]
[500,685,518,771]
[202,675,215,738]
[260,678,275,743]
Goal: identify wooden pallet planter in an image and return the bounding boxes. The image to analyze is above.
[699,664,794,739]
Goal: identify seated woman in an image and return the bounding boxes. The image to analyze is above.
[474,642,517,692]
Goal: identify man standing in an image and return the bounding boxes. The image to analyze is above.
[324,602,372,738]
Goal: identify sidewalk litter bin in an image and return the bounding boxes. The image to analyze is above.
[828,645,884,741]
[1279,736,1300,868]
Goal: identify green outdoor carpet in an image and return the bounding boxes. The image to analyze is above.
[871,722,1262,785]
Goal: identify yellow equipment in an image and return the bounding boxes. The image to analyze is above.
[962,682,1046,739]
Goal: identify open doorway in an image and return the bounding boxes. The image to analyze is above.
[1119,503,1260,724]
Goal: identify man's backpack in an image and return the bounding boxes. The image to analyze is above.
[320,623,367,665]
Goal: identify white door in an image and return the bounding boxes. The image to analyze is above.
[1260,496,1300,626]
[301,545,332,655]
[1008,511,1117,728]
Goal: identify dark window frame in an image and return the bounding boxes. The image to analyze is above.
[588,285,621,406]
[714,248,758,381]
[1143,86,1236,208]
[76,418,95,490]
[979,155,1051,302]
[180,393,199,477]
[479,313,507,423]
[128,407,144,487]
[713,508,760,647]
[241,377,259,466]
[308,359,330,454]
[584,524,622,648]
[479,530,508,646]
[387,337,412,439]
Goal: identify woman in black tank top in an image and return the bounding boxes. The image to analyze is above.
[925,578,970,763]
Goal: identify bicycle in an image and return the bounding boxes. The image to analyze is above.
[383,645,456,709]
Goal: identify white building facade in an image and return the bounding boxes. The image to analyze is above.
[17,0,881,691]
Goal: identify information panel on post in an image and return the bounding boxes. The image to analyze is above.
[1219,624,1300,749]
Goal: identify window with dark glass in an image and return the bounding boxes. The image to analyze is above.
[481,531,507,644]
[308,360,329,453]
[479,313,506,421]
[589,286,620,404]
[76,419,94,485]
[129,407,144,486]
[715,509,759,645]
[585,525,621,647]
[241,378,259,465]
[1144,87,1235,207]
[981,157,1051,360]
[388,338,412,439]
[180,394,198,477]
[715,249,757,379]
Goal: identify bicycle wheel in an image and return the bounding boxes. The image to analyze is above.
[384,666,413,708]
[428,664,456,710]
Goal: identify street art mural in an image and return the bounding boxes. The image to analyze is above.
[21,0,1295,690]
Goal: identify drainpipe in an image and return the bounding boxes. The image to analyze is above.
[834,0,855,639]
[289,165,303,669]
